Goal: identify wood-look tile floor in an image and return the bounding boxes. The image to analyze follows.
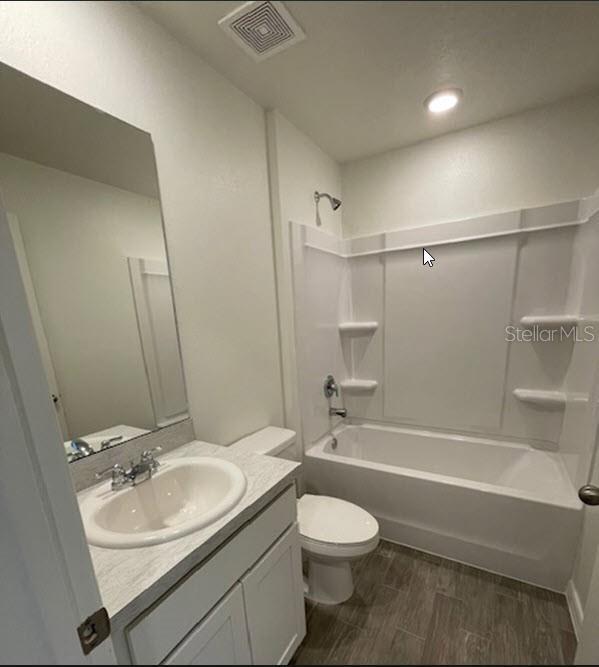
[292,540,577,665]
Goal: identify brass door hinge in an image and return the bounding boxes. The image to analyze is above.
[77,607,110,655]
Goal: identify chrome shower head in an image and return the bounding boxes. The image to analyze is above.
[314,191,342,211]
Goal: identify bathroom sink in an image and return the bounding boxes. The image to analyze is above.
[79,457,247,549]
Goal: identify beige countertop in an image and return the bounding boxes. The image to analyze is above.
[80,440,301,630]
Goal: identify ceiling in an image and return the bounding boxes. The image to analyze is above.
[0,62,159,198]
[139,1,599,163]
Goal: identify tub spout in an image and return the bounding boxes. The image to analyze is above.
[329,407,347,418]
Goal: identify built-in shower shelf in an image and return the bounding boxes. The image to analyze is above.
[513,388,567,408]
[338,321,379,336]
[519,314,579,328]
[340,379,378,394]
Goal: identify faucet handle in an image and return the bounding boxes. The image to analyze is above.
[141,446,162,468]
[100,435,123,450]
[95,463,126,481]
[324,374,339,398]
[141,446,162,458]
[96,464,130,491]
[96,463,127,491]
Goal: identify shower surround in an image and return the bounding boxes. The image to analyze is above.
[291,192,599,588]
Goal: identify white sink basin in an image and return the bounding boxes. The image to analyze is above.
[79,457,247,549]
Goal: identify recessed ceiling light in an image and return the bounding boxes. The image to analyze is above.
[425,88,463,114]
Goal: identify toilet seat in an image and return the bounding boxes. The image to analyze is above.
[297,494,379,559]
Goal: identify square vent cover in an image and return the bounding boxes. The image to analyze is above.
[218,1,306,62]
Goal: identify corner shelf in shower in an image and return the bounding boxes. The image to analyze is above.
[338,321,379,336]
[519,314,579,328]
[512,388,567,408]
[340,379,378,394]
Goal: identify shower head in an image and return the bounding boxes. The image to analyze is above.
[314,191,342,211]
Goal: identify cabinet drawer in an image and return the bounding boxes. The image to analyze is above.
[127,485,296,664]
[162,584,250,665]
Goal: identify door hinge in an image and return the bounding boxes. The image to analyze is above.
[77,607,110,655]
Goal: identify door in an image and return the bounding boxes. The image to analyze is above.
[128,257,188,427]
[575,434,599,664]
[163,584,251,665]
[573,324,599,664]
[7,211,70,438]
[241,524,306,665]
[0,197,116,663]
[577,530,599,663]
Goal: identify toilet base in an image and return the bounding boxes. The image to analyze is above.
[304,558,354,605]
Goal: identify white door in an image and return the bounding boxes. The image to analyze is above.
[163,584,251,665]
[128,257,188,427]
[573,325,599,664]
[577,537,599,663]
[241,524,306,665]
[0,198,116,663]
[7,211,70,438]
[575,440,599,664]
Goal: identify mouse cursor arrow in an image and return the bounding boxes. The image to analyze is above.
[423,248,435,267]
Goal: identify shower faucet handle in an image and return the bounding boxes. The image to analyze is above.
[324,374,339,398]
[579,485,599,506]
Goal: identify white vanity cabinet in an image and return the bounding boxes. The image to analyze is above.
[163,584,251,665]
[125,486,305,665]
[241,525,305,665]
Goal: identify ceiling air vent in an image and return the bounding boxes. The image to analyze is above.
[218,1,306,62]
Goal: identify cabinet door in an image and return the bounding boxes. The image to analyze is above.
[242,524,306,665]
[163,584,251,665]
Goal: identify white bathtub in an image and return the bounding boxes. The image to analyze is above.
[304,422,582,590]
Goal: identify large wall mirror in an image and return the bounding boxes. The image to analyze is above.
[0,64,188,461]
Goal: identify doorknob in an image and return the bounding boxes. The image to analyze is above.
[579,485,599,505]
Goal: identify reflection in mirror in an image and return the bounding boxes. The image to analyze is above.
[0,64,188,461]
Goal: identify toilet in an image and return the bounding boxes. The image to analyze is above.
[297,493,379,604]
[231,426,379,605]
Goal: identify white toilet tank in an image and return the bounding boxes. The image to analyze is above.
[230,426,298,461]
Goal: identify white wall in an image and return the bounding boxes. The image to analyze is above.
[0,153,165,438]
[342,92,599,238]
[0,1,283,444]
[266,111,343,443]
[269,111,343,238]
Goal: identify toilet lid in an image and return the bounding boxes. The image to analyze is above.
[297,494,379,545]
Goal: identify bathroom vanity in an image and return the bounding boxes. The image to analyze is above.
[80,441,305,665]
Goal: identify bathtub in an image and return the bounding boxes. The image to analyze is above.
[304,422,582,590]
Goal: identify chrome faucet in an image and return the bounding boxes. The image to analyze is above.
[96,447,162,491]
[70,438,94,460]
[137,447,162,477]
[323,374,338,398]
[100,435,123,450]
[323,374,348,419]
[96,463,129,491]
[329,407,348,418]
